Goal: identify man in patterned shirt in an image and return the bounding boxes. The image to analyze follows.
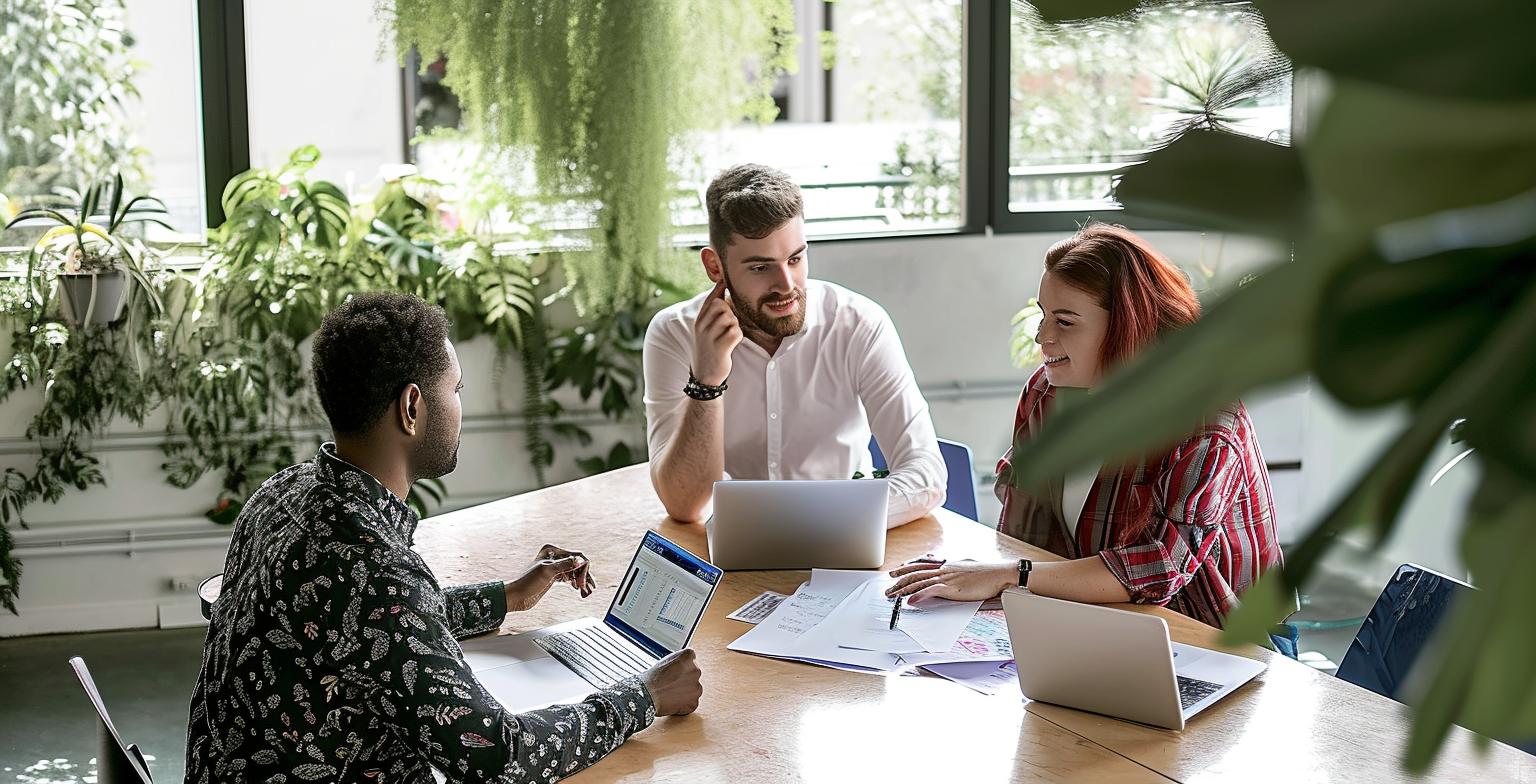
[185,292,702,783]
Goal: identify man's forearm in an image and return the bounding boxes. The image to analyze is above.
[652,399,725,522]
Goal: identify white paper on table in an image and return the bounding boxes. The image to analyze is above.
[831,576,981,654]
[727,570,864,653]
[921,660,1020,696]
[727,570,906,673]
[898,609,1013,667]
[727,591,790,624]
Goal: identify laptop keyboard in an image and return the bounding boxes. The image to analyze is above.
[1177,675,1224,709]
[536,625,656,688]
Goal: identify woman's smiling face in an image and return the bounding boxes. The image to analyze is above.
[1036,270,1109,388]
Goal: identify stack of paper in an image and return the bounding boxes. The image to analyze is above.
[727,569,981,674]
[901,610,1013,667]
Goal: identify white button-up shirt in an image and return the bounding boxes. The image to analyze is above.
[643,279,946,527]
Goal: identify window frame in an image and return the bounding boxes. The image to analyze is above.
[186,0,1282,239]
[195,0,250,230]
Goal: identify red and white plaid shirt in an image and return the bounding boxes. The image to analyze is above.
[996,366,1283,629]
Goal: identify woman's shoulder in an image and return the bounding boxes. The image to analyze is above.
[1165,400,1261,462]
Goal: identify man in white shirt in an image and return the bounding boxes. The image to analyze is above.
[643,163,946,527]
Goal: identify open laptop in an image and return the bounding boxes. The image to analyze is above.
[707,479,888,570]
[459,531,722,712]
[1002,588,1266,730]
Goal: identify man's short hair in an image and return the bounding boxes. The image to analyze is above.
[311,292,453,437]
[705,163,803,261]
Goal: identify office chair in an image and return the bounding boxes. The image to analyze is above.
[869,436,980,522]
[68,657,154,783]
[1336,564,1469,699]
[1336,564,1534,756]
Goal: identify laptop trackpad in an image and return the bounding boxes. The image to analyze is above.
[476,657,593,713]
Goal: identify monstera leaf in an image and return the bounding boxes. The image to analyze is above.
[1013,0,1536,771]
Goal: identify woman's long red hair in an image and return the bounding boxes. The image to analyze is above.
[1044,223,1200,370]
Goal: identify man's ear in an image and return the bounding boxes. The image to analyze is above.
[398,384,423,436]
[700,246,724,284]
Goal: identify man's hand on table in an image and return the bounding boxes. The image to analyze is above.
[504,543,596,612]
[642,649,704,716]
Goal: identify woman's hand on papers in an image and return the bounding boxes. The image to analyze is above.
[885,559,1015,603]
[642,649,704,716]
[504,544,596,612]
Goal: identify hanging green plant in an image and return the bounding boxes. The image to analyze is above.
[386,0,795,314]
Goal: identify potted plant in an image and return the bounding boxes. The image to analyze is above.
[3,174,168,325]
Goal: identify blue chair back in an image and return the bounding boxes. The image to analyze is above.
[869,436,980,522]
[1337,564,1468,700]
[1337,565,1535,756]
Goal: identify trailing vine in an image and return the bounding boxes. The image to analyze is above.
[386,0,795,314]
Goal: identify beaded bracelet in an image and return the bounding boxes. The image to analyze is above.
[684,371,728,401]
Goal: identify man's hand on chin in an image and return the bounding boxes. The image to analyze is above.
[504,544,596,612]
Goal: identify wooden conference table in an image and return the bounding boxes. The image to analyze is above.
[415,465,1535,783]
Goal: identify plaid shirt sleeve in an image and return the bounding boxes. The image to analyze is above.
[1098,430,1244,605]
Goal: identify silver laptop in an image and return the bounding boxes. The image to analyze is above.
[458,531,722,713]
[1002,588,1266,730]
[707,479,888,570]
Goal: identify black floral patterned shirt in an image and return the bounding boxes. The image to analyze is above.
[185,443,655,783]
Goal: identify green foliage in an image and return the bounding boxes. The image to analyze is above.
[1009,298,1044,370]
[1012,0,1536,770]
[5,173,169,316]
[407,477,448,518]
[1010,2,1288,166]
[0,144,686,611]
[0,0,146,200]
[575,441,641,478]
[545,293,670,478]
[387,0,795,314]
[0,294,166,612]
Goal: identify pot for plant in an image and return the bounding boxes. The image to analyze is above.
[57,270,129,325]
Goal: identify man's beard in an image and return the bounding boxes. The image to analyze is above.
[723,270,806,338]
[411,403,461,481]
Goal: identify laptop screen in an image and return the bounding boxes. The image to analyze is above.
[605,531,723,658]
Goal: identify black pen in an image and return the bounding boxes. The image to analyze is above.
[889,594,903,630]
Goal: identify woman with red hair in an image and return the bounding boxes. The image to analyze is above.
[887,224,1282,628]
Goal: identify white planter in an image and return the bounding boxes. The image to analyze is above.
[57,271,129,325]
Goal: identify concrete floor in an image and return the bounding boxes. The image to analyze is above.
[0,627,204,784]
[0,565,1382,784]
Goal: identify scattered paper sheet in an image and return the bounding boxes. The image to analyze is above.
[727,591,790,624]
[832,576,981,654]
[727,570,906,673]
[899,609,1013,667]
[921,660,1020,696]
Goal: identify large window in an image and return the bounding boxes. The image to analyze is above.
[1006,1,1290,218]
[245,0,407,194]
[407,0,966,242]
[4,0,1294,250]
[0,0,204,241]
[679,0,965,239]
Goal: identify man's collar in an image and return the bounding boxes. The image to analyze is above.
[314,442,419,539]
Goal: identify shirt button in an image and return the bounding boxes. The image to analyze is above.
[769,461,778,468]
[768,361,776,370]
[769,413,777,420]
